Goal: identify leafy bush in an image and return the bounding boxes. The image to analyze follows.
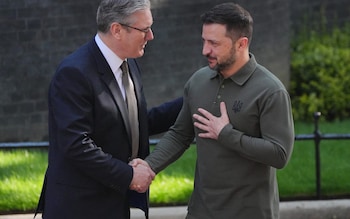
[290,24,350,121]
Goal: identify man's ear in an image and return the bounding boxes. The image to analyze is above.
[110,22,123,39]
[237,37,249,50]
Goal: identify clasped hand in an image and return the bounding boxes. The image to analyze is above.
[129,158,155,193]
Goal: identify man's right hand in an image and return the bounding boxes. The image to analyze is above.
[129,159,155,193]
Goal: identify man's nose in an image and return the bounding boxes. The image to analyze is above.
[146,29,154,41]
[202,43,210,56]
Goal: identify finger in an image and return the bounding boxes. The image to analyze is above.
[219,102,228,118]
[132,184,145,193]
[149,169,156,180]
[130,184,138,190]
[193,113,209,125]
[129,158,143,166]
[129,158,148,167]
[197,108,214,121]
[128,159,137,166]
[138,186,148,193]
[193,121,210,132]
[138,179,152,193]
[198,132,214,139]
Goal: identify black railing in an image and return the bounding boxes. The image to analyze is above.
[1,112,350,199]
[294,112,350,199]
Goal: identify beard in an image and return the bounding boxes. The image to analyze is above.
[208,46,236,73]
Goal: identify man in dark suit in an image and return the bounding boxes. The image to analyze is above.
[34,0,182,218]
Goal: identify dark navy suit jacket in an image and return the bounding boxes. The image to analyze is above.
[36,38,182,219]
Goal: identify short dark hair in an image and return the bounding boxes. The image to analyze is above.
[201,2,253,43]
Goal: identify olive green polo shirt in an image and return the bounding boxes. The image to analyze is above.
[146,54,294,219]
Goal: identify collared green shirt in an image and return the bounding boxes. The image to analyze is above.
[146,54,294,219]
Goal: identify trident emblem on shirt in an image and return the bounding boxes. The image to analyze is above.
[232,100,243,113]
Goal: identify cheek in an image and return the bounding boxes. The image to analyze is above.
[219,47,232,58]
[133,37,145,48]
[213,48,224,59]
[127,39,141,52]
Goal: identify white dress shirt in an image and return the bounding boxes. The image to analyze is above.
[94,34,126,100]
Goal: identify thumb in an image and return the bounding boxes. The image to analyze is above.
[129,158,140,167]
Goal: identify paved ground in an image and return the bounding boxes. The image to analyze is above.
[0,199,349,219]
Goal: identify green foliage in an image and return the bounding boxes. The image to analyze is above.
[290,24,350,121]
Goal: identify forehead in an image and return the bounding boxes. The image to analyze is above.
[202,23,228,40]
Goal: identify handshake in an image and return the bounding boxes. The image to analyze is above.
[128,158,155,193]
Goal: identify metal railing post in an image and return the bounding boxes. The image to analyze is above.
[313,112,322,199]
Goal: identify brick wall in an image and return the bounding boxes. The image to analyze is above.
[0,0,349,142]
[0,0,99,141]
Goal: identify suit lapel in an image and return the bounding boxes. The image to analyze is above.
[102,73,132,139]
[88,39,132,140]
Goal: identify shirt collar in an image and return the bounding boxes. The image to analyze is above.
[95,34,124,73]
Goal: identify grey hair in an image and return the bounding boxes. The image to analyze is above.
[96,0,151,33]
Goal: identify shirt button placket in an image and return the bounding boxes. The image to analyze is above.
[217,82,225,102]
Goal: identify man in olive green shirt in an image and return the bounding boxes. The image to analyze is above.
[132,3,294,219]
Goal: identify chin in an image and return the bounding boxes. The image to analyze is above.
[208,62,217,69]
